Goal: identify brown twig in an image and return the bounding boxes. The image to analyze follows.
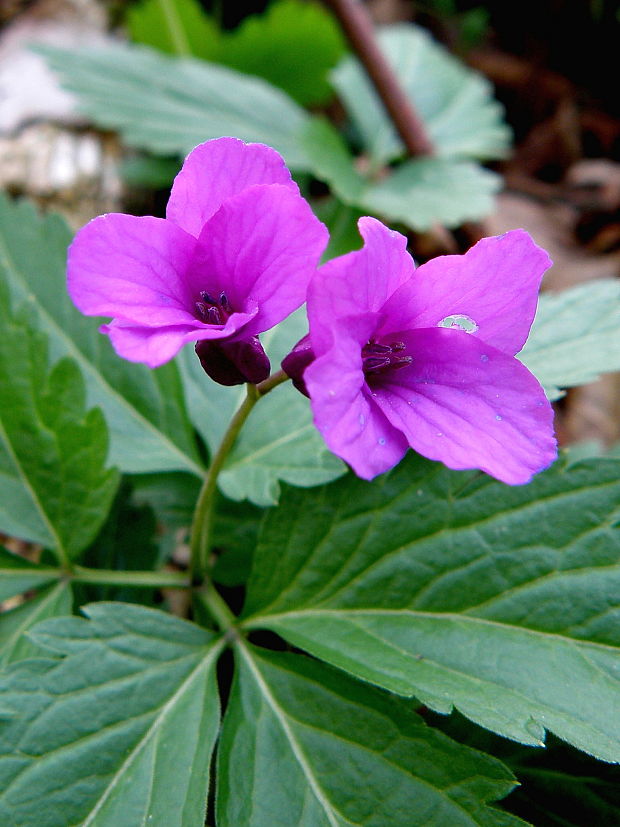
[324,0,434,157]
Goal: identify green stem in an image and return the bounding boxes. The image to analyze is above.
[71,566,191,589]
[195,583,236,631]
[189,370,290,584]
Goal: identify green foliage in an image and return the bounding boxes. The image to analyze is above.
[0,295,119,563]
[0,195,202,476]
[40,43,313,171]
[332,23,511,165]
[0,604,223,826]
[126,0,220,59]
[243,453,620,761]
[302,96,501,231]
[127,0,346,106]
[0,582,72,665]
[218,644,526,826]
[177,309,345,506]
[519,279,620,400]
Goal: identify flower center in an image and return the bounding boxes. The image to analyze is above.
[362,340,412,376]
[195,291,232,326]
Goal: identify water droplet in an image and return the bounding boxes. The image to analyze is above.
[495,414,503,421]
[378,437,386,445]
[437,314,478,334]
[436,432,443,437]
[416,489,423,496]
[537,400,544,407]
[371,392,377,397]
[480,354,489,363]
[358,413,365,426]
[328,390,335,397]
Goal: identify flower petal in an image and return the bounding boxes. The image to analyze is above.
[309,217,415,353]
[191,184,328,338]
[372,327,557,485]
[304,314,408,479]
[166,137,298,237]
[380,229,552,355]
[68,214,199,327]
[102,307,257,368]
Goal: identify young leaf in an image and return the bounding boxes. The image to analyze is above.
[40,43,313,171]
[0,302,119,562]
[0,581,72,665]
[216,0,346,107]
[243,453,620,761]
[217,644,526,826]
[332,23,512,165]
[177,309,345,506]
[519,279,620,400]
[0,603,223,827]
[0,195,203,476]
[126,0,220,60]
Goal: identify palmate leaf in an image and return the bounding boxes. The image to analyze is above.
[217,643,526,827]
[0,299,119,563]
[40,42,313,171]
[331,23,511,166]
[0,603,223,827]
[177,309,345,506]
[0,581,72,666]
[0,195,202,476]
[519,279,620,400]
[242,453,620,762]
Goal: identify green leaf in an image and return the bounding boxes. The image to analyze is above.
[301,118,501,231]
[40,43,314,170]
[430,715,620,827]
[177,309,345,506]
[519,280,620,400]
[126,0,220,60]
[0,603,223,827]
[0,547,59,603]
[0,195,203,476]
[332,23,512,166]
[218,644,526,826]
[0,582,72,665]
[0,301,119,562]
[217,0,346,107]
[360,158,501,231]
[243,453,620,761]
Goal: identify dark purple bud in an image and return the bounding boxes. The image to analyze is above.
[281,335,314,397]
[195,337,270,386]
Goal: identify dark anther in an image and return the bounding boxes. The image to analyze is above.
[196,290,231,326]
[362,340,412,376]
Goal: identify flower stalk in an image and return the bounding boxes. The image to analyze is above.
[189,370,289,585]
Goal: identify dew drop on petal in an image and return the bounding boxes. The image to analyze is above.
[495,414,503,421]
[378,437,386,445]
[359,413,365,426]
[328,389,335,397]
[436,432,443,437]
[438,314,478,334]
[480,354,489,363]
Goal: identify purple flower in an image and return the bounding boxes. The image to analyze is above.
[67,137,328,384]
[292,218,557,485]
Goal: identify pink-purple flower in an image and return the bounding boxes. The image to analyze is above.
[67,137,328,384]
[285,218,557,485]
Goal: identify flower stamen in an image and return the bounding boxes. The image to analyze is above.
[195,290,232,326]
[362,340,412,376]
